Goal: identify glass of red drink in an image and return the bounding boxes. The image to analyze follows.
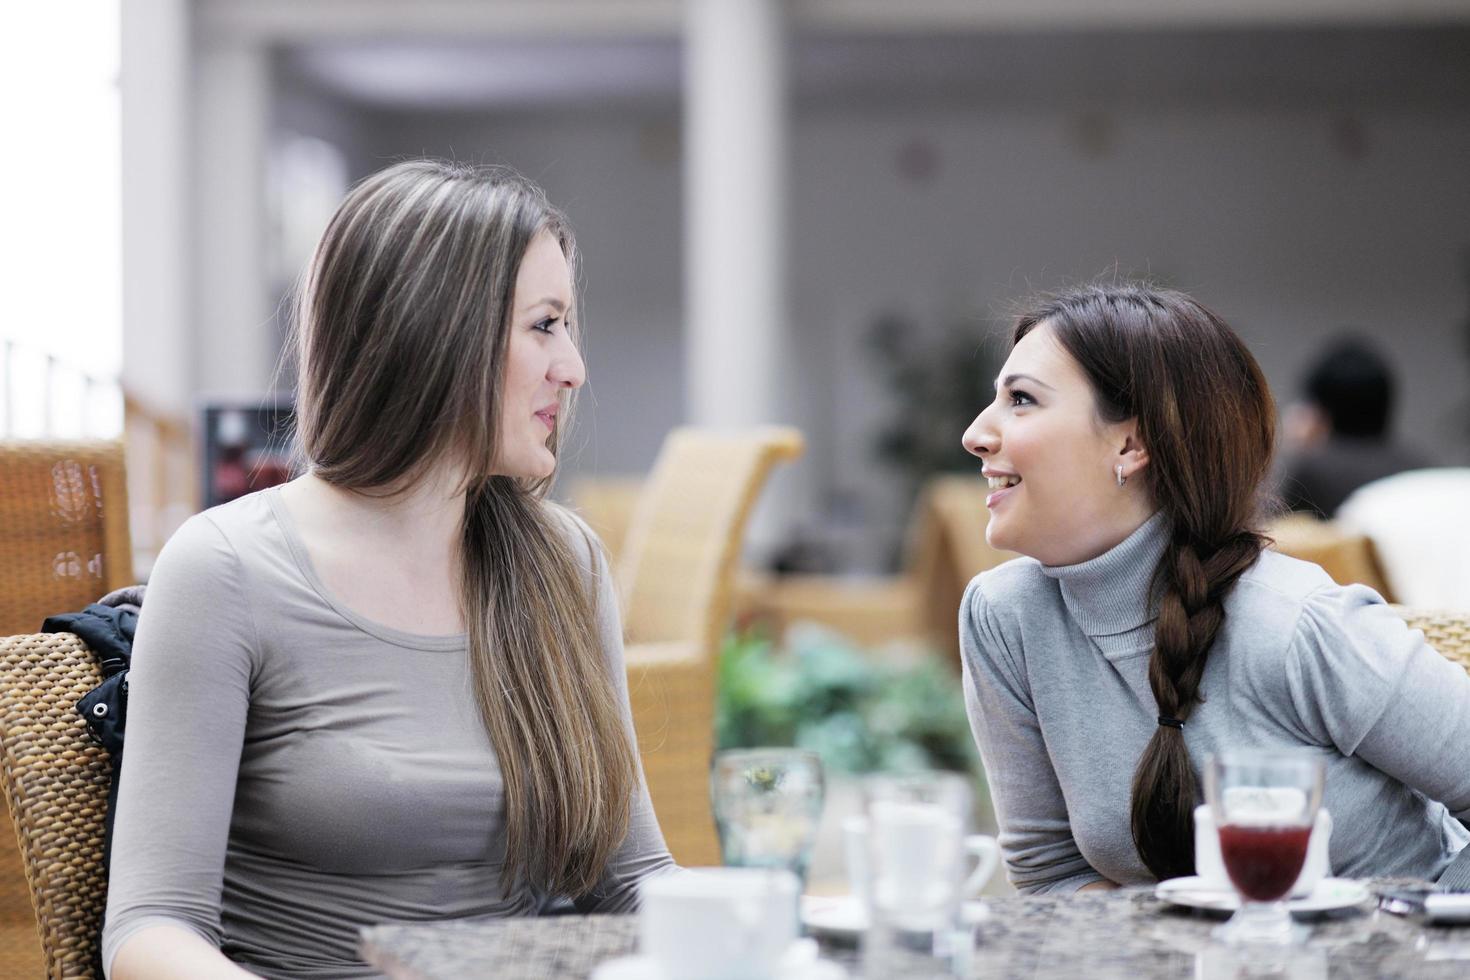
[1204,749,1325,945]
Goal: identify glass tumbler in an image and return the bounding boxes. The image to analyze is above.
[710,748,825,886]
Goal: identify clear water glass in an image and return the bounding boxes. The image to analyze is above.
[860,771,977,977]
[1205,749,1325,946]
[710,748,825,885]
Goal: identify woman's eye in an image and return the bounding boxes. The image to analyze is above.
[1008,389,1035,407]
[533,317,559,334]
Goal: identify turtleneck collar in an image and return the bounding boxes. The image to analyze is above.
[1038,510,1171,637]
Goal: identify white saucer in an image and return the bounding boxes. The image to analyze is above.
[1154,876,1370,915]
[799,894,991,940]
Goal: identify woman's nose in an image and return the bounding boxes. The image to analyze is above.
[962,405,997,458]
[551,339,586,390]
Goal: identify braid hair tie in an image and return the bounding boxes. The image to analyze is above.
[1157,716,1185,730]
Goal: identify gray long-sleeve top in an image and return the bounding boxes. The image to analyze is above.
[102,488,674,978]
[961,511,1470,895]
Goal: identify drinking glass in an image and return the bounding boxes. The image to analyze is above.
[1205,749,1326,945]
[860,771,979,977]
[710,748,825,885]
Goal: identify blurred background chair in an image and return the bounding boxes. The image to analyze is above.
[0,439,132,977]
[0,633,110,980]
[569,476,643,571]
[616,427,804,866]
[1339,469,1470,611]
[739,475,1013,659]
[0,441,134,636]
[1265,512,1395,601]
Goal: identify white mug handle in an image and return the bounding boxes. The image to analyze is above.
[961,835,1000,899]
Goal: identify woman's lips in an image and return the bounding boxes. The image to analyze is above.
[986,481,1019,509]
[534,410,556,431]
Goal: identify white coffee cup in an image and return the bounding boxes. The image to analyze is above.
[638,868,799,980]
[1193,804,1332,898]
[844,812,1000,921]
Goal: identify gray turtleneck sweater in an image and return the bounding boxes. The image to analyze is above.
[961,512,1470,894]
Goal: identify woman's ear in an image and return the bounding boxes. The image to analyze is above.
[1117,424,1150,482]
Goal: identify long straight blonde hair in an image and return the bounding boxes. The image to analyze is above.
[291,159,638,897]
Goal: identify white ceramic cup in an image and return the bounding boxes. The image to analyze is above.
[843,813,1000,921]
[638,867,799,980]
[1193,804,1332,898]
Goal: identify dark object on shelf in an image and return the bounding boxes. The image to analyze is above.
[199,397,296,509]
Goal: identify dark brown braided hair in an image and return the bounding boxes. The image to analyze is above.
[1013,284,1276,880]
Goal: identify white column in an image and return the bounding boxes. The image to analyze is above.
[121,0,191,414]
[683,0,801,557]
[121,0,193,566]
[194,36,273,396]
[683,0,789,429]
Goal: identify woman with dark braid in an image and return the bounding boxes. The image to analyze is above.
[959,283,1470,892]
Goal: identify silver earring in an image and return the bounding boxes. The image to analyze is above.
[1116,464,1127,487]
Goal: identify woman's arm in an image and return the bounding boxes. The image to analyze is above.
[961,579,1105,895]
[110,925,258,980]
[1284,588,1470,819]
[1076,880,1119,893]
[102,515,260,977]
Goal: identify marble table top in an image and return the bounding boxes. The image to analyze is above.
[359,878,1470,979]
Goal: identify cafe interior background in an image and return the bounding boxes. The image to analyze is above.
[4,0,1470,904]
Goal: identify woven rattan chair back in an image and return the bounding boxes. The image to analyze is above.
[1395,607,1470,674]
[615,427,803,864]
[618,427,805,654]
[0,632,109,979]
[0,441,133,637]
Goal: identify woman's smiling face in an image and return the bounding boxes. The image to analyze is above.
[962,321,1152,566]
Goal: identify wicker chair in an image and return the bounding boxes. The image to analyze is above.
[617,427,805,866]
[0,441,133,637]
[0,632,108,978]
[739,475,1012,658]
[0,440,131,978]
[569,476,644,571]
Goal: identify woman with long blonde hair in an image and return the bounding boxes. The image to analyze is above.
[104,160,674,978]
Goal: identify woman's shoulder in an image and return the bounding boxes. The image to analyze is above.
[153,490,278,574]
[540,499,612,578]
[1227,549,1411,679]
[1230,549,1388,627]
[962,556,1053,638]
[966,556,1050,610]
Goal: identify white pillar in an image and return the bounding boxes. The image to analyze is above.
[121,0,194,566]
[684,0,789,429]
[121,0,191,414]
[683,0,800,557]
[194,36,273,396]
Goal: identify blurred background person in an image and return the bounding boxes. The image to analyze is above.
[1278,336,1431,518]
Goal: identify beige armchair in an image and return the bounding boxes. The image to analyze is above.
[616,427,805,866]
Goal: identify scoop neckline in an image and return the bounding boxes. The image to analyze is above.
[264,485,468,652]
